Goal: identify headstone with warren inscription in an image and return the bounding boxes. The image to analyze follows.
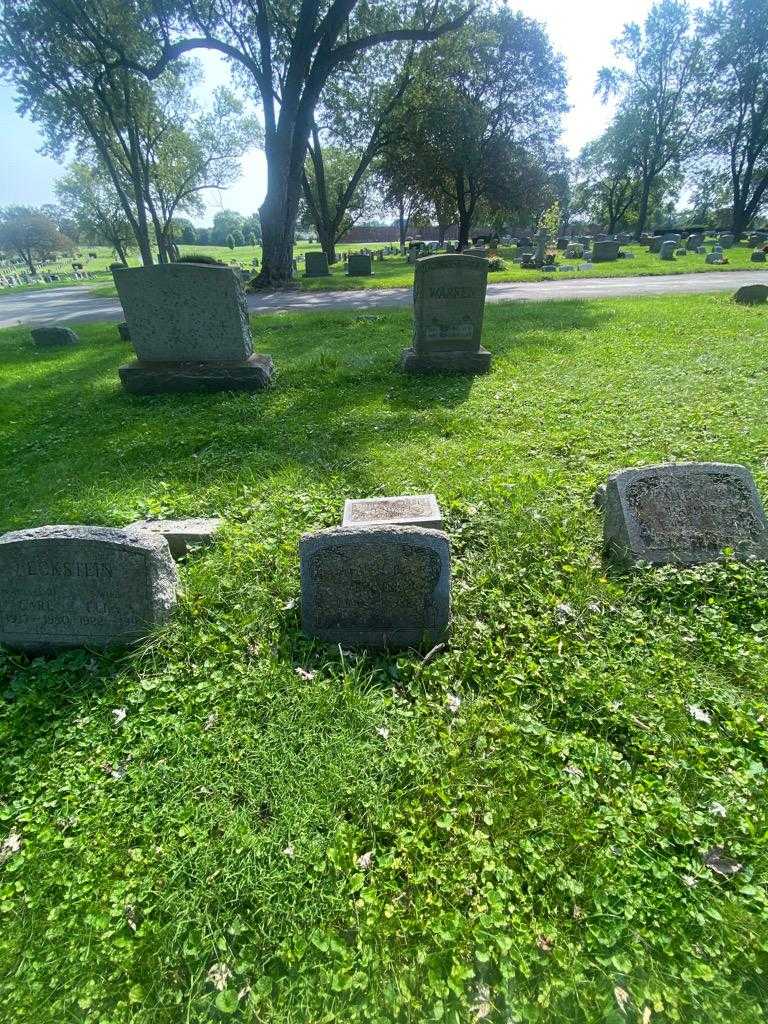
[300,525,450,649]
[342,494,443,530]
[0,525,178,651]
[402,253,491,373]
[113,264,273,394]
[601,462,768,566]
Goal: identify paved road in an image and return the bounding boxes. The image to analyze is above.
[1,271,766,328]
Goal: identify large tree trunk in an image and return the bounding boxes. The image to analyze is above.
[398,200,409,248]
[634,178,652,240]
[318,225,337,266]
[255,132,303,288]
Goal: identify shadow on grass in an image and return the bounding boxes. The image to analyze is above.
[0,299,612,529]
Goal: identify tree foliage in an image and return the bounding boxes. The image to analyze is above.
[0,207,71,272]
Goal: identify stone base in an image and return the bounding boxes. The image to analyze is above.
[119,354,274,394]
[401,347,491,374]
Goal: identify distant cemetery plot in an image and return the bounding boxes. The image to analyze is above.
[402,253,491,373]
[0,526,178,652]
[114,263,274,394]
[601,462,768,566]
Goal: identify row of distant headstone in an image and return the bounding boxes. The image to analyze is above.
[0,251,101,288]
[5,462,768,654]
[304,246,402,278]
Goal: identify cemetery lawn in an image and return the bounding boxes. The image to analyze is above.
[3,292,768,1023]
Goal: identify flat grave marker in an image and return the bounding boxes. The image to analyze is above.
[342,494,442,530]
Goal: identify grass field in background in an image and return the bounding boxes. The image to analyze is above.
[2,293,768,1022]
[3,240,766,301]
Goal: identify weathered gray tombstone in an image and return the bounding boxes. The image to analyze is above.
[592,240,620,262]
[347,253,373,276]
[342,494,442,530]
[649,236,663,253]
[687,234,703,251]
[534,229,548,266]
[31,326,78,347]
[601,463,768,566]
[751,250,766,263]
[0,525,178,651]
[705,252,722,264]
[125,517,223,558]
[719,233,734,249]
[565,242,584,259]
[304,251,330,277]
[660,240,677,261]
[299,525,450,649]
[402,253,491,373]
[734,284,768,305]
[113,264,273,394]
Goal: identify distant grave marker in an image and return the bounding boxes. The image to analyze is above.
[304,252,330,277]
[347,253,373,276]
[342,494,442,529]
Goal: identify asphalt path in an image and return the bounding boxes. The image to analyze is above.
[1,270,766,329]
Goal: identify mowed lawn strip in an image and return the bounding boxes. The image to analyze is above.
[1,294,768,1023]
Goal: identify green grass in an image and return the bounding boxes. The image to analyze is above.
[2,294,768,1022]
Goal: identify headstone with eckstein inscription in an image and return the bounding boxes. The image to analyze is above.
[601,462,768,566]
[402,253,491,373]
[300,525,450,649]
[113,264,273,394]
[0,525,178,651]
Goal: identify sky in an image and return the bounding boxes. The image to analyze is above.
[0,0,709,226]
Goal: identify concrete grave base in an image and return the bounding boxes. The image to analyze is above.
[401,346,491,374]
[119,354,274,394]
[125,517,223,558]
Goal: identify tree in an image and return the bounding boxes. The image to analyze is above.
[381,7,567,248]
[232,229,245,246]
[301,51,413,264]
[226,233,236,249]
[697,0,768,235]
[211,210,246,247]
[0,8,258,265]
[244,231,257,246]
[177,220,198,245]
[25,0,472,287]
[0,207,70,272]
[597,0,703,239]
[573,119,643,232]
[55,161,135,263]
[242,214,262,244]
[196,227,211,246]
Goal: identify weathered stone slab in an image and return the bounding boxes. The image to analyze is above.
[347,253,372,276]
[304,252,330,277]
[31,326,78,347]
[734,284,768,305]
[660,240,677,260]
[119,354,273,394]
[750,250,766,263]
[342,495,442,530]
[0,526,178,651]
[602,462,768,566]
[113,264,252,362]
[125,517,223,558]
[118,321,131,341]
[592,240,619,262]
[404,253,490,374]
[300,526,450,649]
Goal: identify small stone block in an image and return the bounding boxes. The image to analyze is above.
[602,462,768,566]
[734,284,768,305]
[401,346,491,374]
[342,495,442,530]
[118,321,131,341]
[300,525,450,649]
[125,517,223,558]
[118,354,274,394]
[31,326,78,347]
[0,525,178,652]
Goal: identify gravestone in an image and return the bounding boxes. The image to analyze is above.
[534,229,548,266]
[734,284,768,305]
[601,462,768,566]
[592,240,619,262]
[719,233,734,249]
[660,240,677,260]
[751,250,766,263]
[705,252,723,264]
[125,517,223,558]
[113,265,273,394]
[31,326,78,347]
[566,242,584,259]
[342,494,442,530]
[649,237,663,253]
[304,252,330,277]
[0,525,178,651]
[300,525,450,649]
[687,234,703,251]
[347,253,373,276]
[402,253,491,373]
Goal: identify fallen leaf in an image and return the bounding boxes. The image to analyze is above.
[282,844,295,858]
[614,986,630,1014]
[282,598,296,611]
[703,846,742,877]
[112,707,127,724]
[125,905,138,932]
[709,801,727,818]
[688,705,712,724]
[447,694,461,714]
[642,1006,652,1024]
[564,763,584,779]
[536,935,553,953]
[295,667,316,681]
[356,850,373,871]
[204,711,218,731]
[471,984,492,1020]
[207,963,232,992]
[0,829,21,865]
[376,726,390,740]
[682,874,698,888]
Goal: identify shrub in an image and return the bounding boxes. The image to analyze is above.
[487,256,507,272]
[175,253,227,266]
